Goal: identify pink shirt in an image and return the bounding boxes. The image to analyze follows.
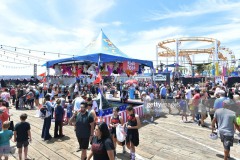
[192,93,200,106]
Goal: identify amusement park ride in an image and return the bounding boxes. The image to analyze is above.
[156,37,236,76]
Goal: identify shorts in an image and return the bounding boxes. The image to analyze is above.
[220,134,234,151]
[17,141,29,148]
[35,95,39,99]
[181,107,187,113]
[160,95,166,99]
[77,137,89,149]
[67,112,72,118]
[0,145,11,155]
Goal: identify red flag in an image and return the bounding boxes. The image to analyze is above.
[40,77,46,83]
[93,73,102,84]
[39,72,46,77]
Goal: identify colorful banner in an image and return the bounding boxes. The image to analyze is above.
[123,61,139,72]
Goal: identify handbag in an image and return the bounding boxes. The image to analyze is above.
[116,124,126,142]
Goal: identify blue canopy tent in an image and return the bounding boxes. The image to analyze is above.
[43,30,153,68]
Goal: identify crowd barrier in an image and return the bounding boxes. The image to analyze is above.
[37,104,144,126]
[61,104,144,125]
[99,105,144,125]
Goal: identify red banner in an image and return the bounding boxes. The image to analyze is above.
[122,61,139,72]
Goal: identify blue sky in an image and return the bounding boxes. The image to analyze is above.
[0,0,240,75]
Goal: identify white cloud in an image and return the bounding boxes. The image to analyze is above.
[112,21,122,26]
[0,0,117,75]
[74,0,116,20]
[147,0,240,21]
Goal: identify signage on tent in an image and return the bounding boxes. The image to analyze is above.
[123,61,139,71]
[154,74,167,81]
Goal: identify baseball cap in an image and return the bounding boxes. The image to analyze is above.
[142,91,146,95]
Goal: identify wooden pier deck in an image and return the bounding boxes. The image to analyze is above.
[6,105,240,160]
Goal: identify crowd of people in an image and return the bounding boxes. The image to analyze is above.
[0,81,142,160]
[141,81,240,160]
[0,80,240,159]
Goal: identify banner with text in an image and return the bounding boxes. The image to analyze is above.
[122,61,139,72]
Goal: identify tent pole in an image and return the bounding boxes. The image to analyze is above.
[46,62,49,88]
[156,45,158,71]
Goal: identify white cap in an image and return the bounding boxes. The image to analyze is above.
[142,91,146,95]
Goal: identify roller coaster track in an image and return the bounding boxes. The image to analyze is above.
[157,37,232,65]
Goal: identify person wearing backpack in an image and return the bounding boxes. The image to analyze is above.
[41,94,53,141]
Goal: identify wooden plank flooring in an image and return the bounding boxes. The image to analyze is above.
[6,106,240,160]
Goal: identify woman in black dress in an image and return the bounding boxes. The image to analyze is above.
[125,105,141,160]
[87,122,115,160]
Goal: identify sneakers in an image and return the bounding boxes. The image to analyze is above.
[142,120,148,123]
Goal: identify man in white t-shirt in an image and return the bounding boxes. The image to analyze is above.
[87,97,99,113]
[73,94,85,112]
[185,86,192,101]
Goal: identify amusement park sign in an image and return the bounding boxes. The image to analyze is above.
[154,74,167,81]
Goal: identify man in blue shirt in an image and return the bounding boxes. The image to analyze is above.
[214,90,227,110]
[160,85,167,99]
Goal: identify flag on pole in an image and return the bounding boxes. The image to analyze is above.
[93,73,102,84]
[40,77,46,83]
[97,88,103,117]
[39,72,46,77]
